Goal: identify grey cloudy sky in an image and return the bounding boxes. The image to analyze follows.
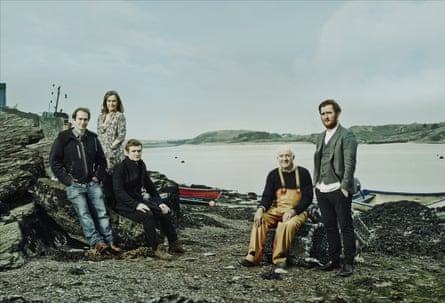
[1,0,444,140]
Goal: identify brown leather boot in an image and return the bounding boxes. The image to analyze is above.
[108,243,122,254]
[168,240,186,254]
[95,241,110,255]
[154,244,173,260]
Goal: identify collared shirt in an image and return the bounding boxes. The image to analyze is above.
[72,128,86,140]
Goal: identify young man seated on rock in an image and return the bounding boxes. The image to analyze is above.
[112,139,185,260]
[239,145,313,268]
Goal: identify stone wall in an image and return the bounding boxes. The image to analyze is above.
[0,106,65,138]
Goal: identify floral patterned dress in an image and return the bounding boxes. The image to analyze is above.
[97,111,126,173]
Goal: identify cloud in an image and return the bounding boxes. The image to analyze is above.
[316,2,445,70]
[292,1,445,128]
[1,1,444,140]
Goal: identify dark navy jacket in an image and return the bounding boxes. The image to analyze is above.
[112,157,162,213]
[49,128,107,186]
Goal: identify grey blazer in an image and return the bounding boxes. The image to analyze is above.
[313,124,358,193]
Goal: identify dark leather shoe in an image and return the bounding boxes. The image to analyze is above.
[274,262,287,269]
[239,258,257,267]
[338,263,353,277]
[109,243,122,254]
[168,240,186,254]
[316,261,340,271]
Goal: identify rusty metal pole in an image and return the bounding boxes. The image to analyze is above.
[54,86,61,113]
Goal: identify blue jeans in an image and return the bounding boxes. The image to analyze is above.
[66,181,114,246]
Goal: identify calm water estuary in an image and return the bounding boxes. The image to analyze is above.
[143,143,445,195]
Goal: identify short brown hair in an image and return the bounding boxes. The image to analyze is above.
[72,107,91,120]
[125,139,143,152]
[319,99,341,114]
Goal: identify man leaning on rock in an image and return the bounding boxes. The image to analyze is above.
[49,107,121,255]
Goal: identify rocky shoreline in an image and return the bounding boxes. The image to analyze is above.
[1,201,444,303]
[1,108,444,302]
[0,108,258,270]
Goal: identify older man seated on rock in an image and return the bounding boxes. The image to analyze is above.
[239,145,313,268]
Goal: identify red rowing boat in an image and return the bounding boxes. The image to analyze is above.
[179,187,221,201]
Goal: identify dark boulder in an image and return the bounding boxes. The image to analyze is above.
[32,178,150,248]
[0,203,33,270]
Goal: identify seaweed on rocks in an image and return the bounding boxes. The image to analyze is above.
[360,201,445,258]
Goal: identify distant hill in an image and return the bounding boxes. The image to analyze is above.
[187,130,283,144]
[349,122,445,144]
[142,122,445,147]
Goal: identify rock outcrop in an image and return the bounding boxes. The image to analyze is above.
[0,109,47,269]
[0,110,45,204]
[32,177,158,249]
[0,108,188,270]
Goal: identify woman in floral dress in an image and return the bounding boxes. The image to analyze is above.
[97,90,126,207]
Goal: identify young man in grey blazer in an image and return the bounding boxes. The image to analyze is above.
[313,99,358,277]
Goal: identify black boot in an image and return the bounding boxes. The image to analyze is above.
[316,261,340,271]
[338,263,353,277]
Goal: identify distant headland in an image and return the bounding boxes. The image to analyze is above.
[1,106,442,145]
[142,122,445,147]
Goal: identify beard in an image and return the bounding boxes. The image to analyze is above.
[323,115,338,129]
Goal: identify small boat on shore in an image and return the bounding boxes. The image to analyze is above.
[352,189,445,213]
[179,186,222,204]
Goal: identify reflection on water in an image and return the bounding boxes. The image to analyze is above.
[143,143,445,194]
